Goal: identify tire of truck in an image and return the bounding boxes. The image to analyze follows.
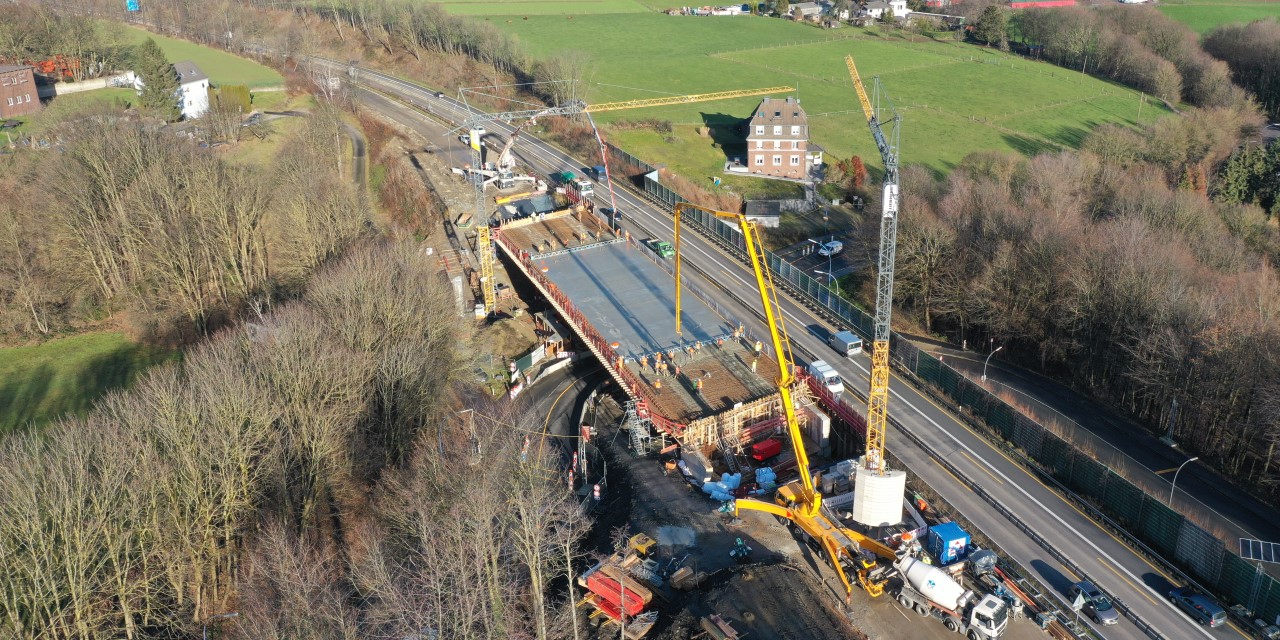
[898,595,913,609]
[967,631,979,640]
[914,604,930,617]
[944,618,958,632]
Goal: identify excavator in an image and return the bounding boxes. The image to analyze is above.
[671,202,899,601]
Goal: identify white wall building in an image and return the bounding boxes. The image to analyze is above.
[173,61,209,119]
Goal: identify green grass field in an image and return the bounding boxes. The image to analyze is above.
[441,0,651,15]
[1157,0,1280,33]
[0,332,175,433]
[492,15,1169,177]
[121,25,283,88]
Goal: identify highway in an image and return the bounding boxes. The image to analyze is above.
[342,64,1247,640]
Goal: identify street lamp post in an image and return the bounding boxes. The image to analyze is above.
[982,346,1003,382]
[1169,456,1199,505]
[203,612,238,640]
[815,269,840,299]
[806,237,835,286]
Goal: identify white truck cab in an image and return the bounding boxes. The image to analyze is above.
[807,360,843,397]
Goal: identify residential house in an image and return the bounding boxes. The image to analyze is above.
[863,0,907,19]
[173,61,209,119]
[789,2,823,19]
[745,96,808,180]
[0,65,40,118]
[136,60,210,119]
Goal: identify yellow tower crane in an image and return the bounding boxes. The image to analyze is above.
[671,203,898,602]
[459,85,794,315]
[845,54,900,476]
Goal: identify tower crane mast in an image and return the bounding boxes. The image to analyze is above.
[845,55,901,475]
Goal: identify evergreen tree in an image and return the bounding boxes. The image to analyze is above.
[135,38,178,121]
[973,6,1007,48]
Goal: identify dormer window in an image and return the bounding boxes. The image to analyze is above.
[774,111,781,117]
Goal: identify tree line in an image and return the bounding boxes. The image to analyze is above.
[0,235,590,638]
[0,103,366,340]
[1013,6,1248,108]
[889,102,1280,498]
[0,5,133,82]
[1204,18,1280,119]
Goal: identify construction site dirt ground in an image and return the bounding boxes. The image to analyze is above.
[590,397,1050,640]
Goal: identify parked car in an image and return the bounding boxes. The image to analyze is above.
[1169,587,1227,628]
[1069,581,1119,626]
[817,240,843,257]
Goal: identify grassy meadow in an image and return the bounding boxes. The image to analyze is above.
[1156,0,1280,33]
[121,25,283,88]
[493,14,1169,179]
[0,332,175,434]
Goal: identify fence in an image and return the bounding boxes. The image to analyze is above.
[608,143,1280,625]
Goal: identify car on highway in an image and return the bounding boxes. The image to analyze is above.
[817,240,843,257]
[648,239,675,259]
[1069,581,1119,626]
[1169,587,1227,628]
[435,91,445,98]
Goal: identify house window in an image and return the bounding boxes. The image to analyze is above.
[790,155,800,166]
[755,156,764,166]
[5,98,10,106]
[790,141,797,150]
[774,111,781,117]
[755,126,764,135]
[773,155,782,166]
[774,141,781,149]
[791,125,800,135]
[755,140,763,149]
[24,95,30,103]
[773,125,782,135]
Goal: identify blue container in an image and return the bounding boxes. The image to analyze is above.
[927,522,971,565]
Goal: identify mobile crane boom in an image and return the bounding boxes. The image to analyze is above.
[671,203,897,601]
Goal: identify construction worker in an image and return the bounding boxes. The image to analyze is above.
[674,365,681,379]
[754,340,763,357]
[640,355,649,371]
[695,378,703,395]
[751,358,758,373]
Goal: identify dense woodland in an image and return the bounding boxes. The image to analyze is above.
[890,102,1280,493]
[1013,6,1248,107]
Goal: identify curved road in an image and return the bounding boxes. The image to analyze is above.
[340,64,1248,640]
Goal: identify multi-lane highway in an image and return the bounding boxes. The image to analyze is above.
[341,63,1247,640]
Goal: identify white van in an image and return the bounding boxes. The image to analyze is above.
[807,360,843,397]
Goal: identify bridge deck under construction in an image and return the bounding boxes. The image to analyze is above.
[493,209,780,427]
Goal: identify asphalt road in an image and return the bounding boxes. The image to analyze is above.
[340,64,1250,640]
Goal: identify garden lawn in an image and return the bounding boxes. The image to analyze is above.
[1156,0,1280,33]
[493,15,1170,175]
[121,25,283,88]
[0,332,175,433]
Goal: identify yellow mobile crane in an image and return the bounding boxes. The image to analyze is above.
[671,203,897,602]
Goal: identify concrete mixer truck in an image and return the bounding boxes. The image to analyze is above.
[893,556,1009,640]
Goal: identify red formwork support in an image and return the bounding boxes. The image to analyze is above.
[800,371,868,438]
